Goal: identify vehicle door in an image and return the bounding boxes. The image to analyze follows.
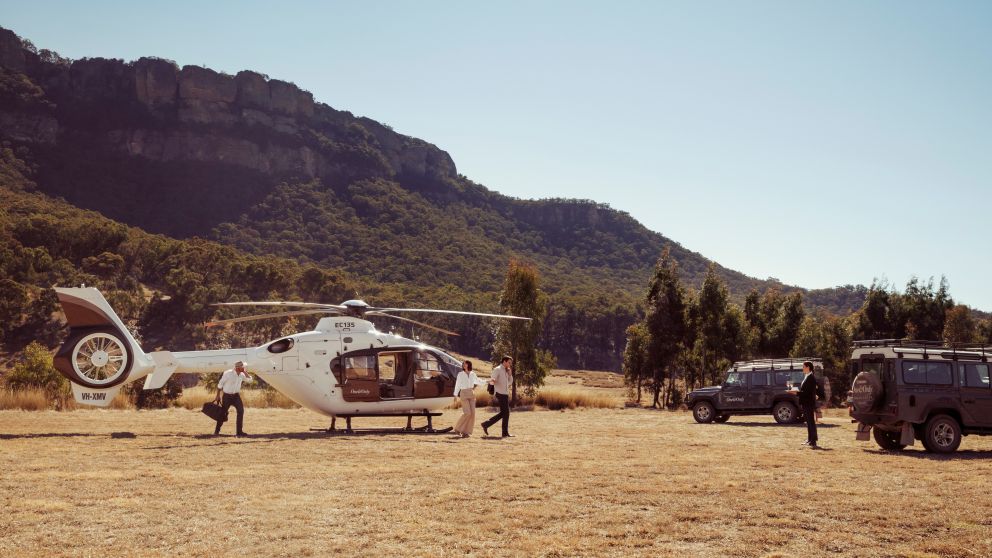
[958,362,992,427]
[719,371,747,410]
[340,351,380,402]
[745,371,773,409]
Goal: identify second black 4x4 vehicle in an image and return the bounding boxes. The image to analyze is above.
[687,359,823,425]
[850,340,992,454]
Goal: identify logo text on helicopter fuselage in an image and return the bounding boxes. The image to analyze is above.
[334,322,356,329]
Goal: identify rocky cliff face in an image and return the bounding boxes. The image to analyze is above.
[0,27,456,185]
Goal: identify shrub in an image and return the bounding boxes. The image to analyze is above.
[4,341,70,409]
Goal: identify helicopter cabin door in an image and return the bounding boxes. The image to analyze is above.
[340,353,379,402]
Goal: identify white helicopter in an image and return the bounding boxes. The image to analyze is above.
[52,287,528,433]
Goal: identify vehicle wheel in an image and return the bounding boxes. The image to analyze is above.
[921,415,961,454]
[713,414,730,423]
[872,428,906,451]
[772,401,798,424]
[692,401,716,423]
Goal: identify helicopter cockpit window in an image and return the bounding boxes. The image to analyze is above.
[345,355,376,381]
[330,357,344,383]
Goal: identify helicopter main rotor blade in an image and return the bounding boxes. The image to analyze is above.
[204,309,339,328]
[368,308,532,320]
[212,301,347,310]
[366,311,461,336]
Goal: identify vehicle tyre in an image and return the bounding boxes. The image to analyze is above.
[54,327,134,389]
[872,428,906,451]
[921,415,961,454]
[772,401,798,424]
[713,414,730,423]
[692,401,716,423]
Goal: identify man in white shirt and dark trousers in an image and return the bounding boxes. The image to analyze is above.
[482,356,514,438]
[214,361,253,437]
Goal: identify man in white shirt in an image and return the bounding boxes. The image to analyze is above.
[214,361,253,437]
[481,356,513,438]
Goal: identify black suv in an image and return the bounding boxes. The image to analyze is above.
[850,340,992,454]
[687,359,822,424]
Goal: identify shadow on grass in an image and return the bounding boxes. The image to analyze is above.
[0,432,105,440]
[700,421,840,429]
[863,448,992,460]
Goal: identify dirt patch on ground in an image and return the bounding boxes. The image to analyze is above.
[1,408,990,557]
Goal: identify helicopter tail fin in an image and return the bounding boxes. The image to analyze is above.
[53,287,174,406]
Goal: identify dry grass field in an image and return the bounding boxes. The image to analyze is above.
[2,405,991,558]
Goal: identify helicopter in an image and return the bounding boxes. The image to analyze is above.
[51,287,529,433]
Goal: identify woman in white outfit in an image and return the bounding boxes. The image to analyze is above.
[452,360,480,438]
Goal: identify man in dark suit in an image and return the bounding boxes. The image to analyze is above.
[798,361,820,448]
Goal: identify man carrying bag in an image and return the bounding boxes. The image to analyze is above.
[213,361,253,437]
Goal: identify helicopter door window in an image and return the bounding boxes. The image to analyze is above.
[345,356,376,381]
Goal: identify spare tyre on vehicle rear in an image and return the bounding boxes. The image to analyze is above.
[851,371,883,413]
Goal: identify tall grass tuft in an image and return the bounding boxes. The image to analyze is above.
[0,388,51,411]
[535,389,618,410]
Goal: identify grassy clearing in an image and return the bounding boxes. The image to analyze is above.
[2,407,990,557]
[447,386,620,410]
[176,386,300,410]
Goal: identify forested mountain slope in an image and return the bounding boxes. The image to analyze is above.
[0,26,867,370]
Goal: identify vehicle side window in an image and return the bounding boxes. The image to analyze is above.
[960,363,990,388]
[345,355,376,380]
[751,372,769,386]
[926,362,952,385]
[725,371,745,386]
[902,361,952,385]
[902,361,926,384]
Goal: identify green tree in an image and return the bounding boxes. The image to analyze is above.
[791,313,852,404]
[622,322,651,404]
[0,277,28,341]
[493,260,552,403]
[695,265,731,385]
[943,305,976,344]
[644,248,688,408]
[896,276,953,340]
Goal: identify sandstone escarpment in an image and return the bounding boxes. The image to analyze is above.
[0,26,456,186]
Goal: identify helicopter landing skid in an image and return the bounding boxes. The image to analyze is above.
[311,412,452,435]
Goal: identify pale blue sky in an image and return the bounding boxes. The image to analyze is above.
[4,1,991,309]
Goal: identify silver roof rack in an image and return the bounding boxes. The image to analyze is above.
[732,358,822,371]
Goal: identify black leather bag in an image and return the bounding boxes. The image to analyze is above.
[202,402,228,422]
[487,383,495,396]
